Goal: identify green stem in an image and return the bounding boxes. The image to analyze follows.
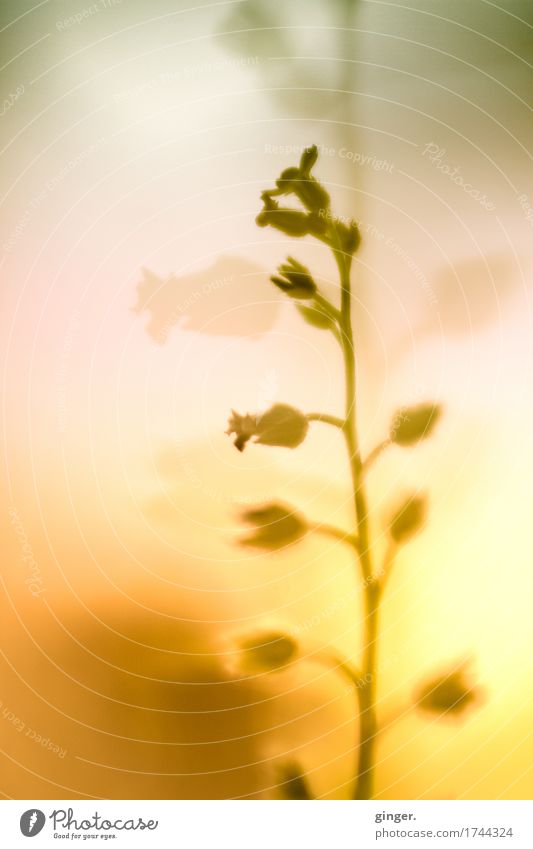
[308,520,359,551]
[314,651,362,690]
[361,438,392,477]
[333,244,381,801]
[307,412,345,429]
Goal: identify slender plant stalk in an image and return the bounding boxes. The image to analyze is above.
[333,246,381,800]
[228,145,453,800]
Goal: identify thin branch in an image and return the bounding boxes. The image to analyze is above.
[314,291,341,323]
[313,650,363,691]
[378,539,398,593]
[361,438,392,477]
[331,230,379,801]
[306,412,345,429]
[308,520,359,551]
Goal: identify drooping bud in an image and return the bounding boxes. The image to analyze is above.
[240,631,298,670]
[227,403,309,451]
[331,218,361,255]
[270,257,317,299]
[279,762,314,799]
[389,493,427,544]
[226,410,259,452]
[296,303,336,330]
[390,403,442,446]
[415,663,482,717]
[239,502,308,549]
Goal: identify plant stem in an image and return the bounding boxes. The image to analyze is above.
[361,438,392,477]
[307,412,345,429]
[308,519,359,551]
[333,245,381,800]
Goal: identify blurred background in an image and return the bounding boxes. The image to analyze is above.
[1,0,532,799]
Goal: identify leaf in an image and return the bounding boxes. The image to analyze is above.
[391,403,442,446]
[389,494,427,543]
[240,631,298,671]
[239,502,308,549]
[415,662,482,717]
[296,303,335,330]
[279,762,314,799]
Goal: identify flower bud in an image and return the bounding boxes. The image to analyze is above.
[270,257,317,299]
[299,145,319,175]
[390,403,442,446]
[239,502,308,549]
[227,403,309,451]
[279,762,314,799]
[240,631,298,670]
[296,303,335,330]
[415,663,482,717]
[331,219,361,254]
[389,493,427,543]
[254,403,309,447]
[225,410,259,452]
[256,206,315,237]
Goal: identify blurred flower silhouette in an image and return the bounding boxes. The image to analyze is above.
[278,762,314,800]
[239,502,308,550]
[132,255,279,342]
[415,663,483,718]
[225,628,299,677]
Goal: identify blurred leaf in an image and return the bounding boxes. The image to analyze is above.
[279,762,314,799]
[296,303,336,330]
[227,404,309,452]
[415,662,483,717]
[240,631,298,671]
[239,502,308,549]
[389,494,427,544]
[390,403,442,446]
